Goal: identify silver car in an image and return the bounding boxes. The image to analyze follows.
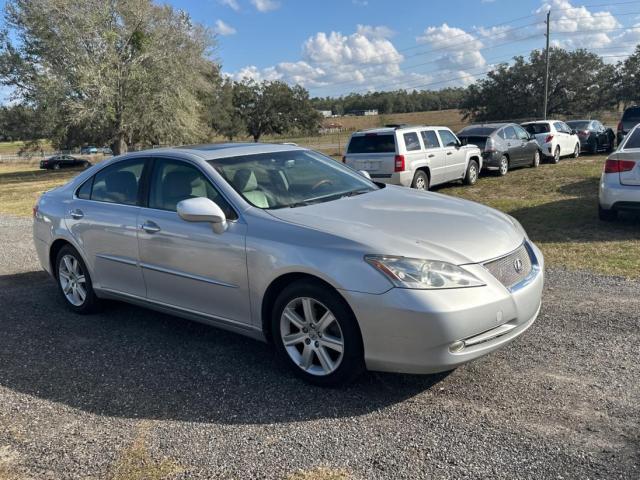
[33,143,544,386]
[599,123,640,221]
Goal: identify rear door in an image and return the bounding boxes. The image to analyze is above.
[554,122,571,154]
[514,125,536,165]
[420,130,446,185]
[344,133,397,179]
[401,131,424,177]
[503,126,523,163]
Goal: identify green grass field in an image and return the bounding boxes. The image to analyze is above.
[0,154,637,277]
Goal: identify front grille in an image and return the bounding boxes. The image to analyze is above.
[483,244,533,289]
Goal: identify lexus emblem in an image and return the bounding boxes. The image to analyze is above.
[514,258,524,273]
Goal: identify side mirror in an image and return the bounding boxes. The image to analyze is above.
[177,197,227,234]
[358,170,372,180]
[571,129,577,135]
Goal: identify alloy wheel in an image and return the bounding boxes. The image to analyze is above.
[554,147,560,163]
[280,297,344,376]
[532,150,540,167]
[499,157,508,175]
[574,143,580,158]
[468,163,478,183]
[58,254,87,306]
[415,176,427,190]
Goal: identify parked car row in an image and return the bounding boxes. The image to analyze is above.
[343,119,599,190]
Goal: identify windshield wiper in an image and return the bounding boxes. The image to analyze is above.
[288,188,373,208]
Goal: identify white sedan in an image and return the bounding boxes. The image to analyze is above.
[599,123,640,221]
[522,120,581,163]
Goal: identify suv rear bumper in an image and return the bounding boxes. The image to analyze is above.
[371,170,413,187]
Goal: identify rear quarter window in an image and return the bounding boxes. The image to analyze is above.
[624,128,640,149]
[403,132,422,151]
[523,123,550,134]
[347,134,396,154]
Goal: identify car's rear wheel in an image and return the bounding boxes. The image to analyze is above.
[272,281,364,386]
[464,160,479,185]
[411,170,429,191]
[552,146,560,164]
[573,143,580,158]
[590,139,598,154]
[531,150,540,168]
[55,245,99,313]
[53,163,61,170]
[498,155,509,176]
[598,205,618,222]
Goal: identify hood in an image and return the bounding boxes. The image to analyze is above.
[267,186,524,265]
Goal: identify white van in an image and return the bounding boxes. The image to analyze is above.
[344,125,482,190]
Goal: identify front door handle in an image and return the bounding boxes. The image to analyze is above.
[428,154,435,158]
[70,209,84,220]
[446,152,453,156]
[140,221,161,234]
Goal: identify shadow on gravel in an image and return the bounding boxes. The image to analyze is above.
[0,270,447,424]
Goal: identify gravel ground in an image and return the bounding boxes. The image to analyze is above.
[0,214,638,479]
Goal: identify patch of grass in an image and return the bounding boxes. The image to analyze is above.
[443,155,640,277]
[0,164,80,216]
[109,424,182,480]
[286,467,351,480]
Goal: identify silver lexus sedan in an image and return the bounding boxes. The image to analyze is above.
[33,143,544,386]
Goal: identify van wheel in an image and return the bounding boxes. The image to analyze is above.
[272,280,365,387]
[464,160,479,185]
[411,170,429,191]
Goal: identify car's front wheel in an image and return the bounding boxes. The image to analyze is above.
[464,159,479,185]
[272,281,364,386]
[56,245,99,313]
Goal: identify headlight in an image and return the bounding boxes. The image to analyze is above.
[365,255,485,289]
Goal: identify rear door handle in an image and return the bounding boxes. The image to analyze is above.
[70,209,84,220]
[140,221,161,234]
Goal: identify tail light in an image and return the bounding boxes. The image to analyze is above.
[544,134,554,144]
[394,154,405,172]
[617,121,623,132]
[604,159,636,173]
[484,137,496,153]
[579,130,590,137]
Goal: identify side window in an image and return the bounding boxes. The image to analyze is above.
[504,126,518,140]
[149,158,237,220]
[420,130,441,149]
[403,132,422,151]
[553,122,565,133]
[91,158,145,206]
[514,125,529,140]
[498,129,507,140]
[76,177,93,199]
[438,129,459,147]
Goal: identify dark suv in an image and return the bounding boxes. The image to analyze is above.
[458,123,540,176]
[617,106,640,146]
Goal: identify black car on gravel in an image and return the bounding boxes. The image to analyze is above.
[457,123,540,176]
[565,120,614,154]
[40,155,91,170]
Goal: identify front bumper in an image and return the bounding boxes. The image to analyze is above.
[599,172,640,210]
[341,241,544,374]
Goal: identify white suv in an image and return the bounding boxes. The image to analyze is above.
[344,125,482,190]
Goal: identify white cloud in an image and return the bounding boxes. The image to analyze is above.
[416,24,486,71]
[219,0,240,11]
[213,19,236,36]
[352,0,369,6]
[250,0,280,12]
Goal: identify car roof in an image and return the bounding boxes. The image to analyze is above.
[353,126,449,135]
[461,123,512,131]
[139,142,307,161]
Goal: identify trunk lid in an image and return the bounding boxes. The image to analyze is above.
[615,151,640,186]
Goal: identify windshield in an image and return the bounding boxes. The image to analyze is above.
[208,150,378,209]
[566,121,590,130]
[623,107,640,122]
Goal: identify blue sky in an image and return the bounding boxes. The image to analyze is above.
[163,0,640,96]
[3,0,640,99]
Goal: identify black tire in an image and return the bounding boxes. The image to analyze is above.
[271,280,365,387]
[55,245,100,314]
[83,161,92,169]
[497,155,509,176]
[551,146,560,164]
[573,143,580,158]
[590,139,598,155]
[531,150,540,168]
[53,163,61,170]
[598,205,618,222]
[411,170,429,191]
[464,159,479,185]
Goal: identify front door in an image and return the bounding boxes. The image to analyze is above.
[137,157,250,325]
[438,129,466,180]
[67,157,148,297]
[421,130,446,185]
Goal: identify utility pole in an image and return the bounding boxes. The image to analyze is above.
[543,10,551,120]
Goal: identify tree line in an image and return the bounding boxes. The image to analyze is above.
[2,0,640,153]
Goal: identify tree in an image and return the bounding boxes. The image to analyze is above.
[0,0,218,154]
[618,45,640,106]
[206,76,245,141]
[461,48,617,121]
[233,79,320,142]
